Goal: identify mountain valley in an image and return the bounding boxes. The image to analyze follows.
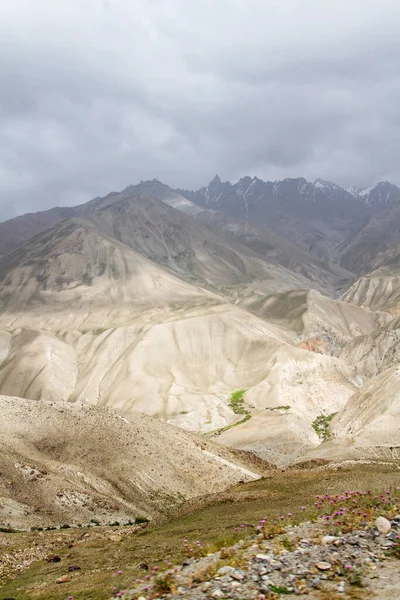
[0,175,400,532]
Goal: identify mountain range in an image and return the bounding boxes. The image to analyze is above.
[1,173,400,527]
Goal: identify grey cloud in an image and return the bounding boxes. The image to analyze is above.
[1,0,400,220]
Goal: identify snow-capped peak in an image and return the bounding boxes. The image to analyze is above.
[313,178,341,190]
[346,181,400,205]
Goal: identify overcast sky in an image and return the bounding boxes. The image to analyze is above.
[1,0,400,220]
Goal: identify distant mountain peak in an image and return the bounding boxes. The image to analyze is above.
[347,181,400,205]
[210,174,222,186]
[313,178,341,190]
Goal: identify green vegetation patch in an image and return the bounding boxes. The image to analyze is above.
[270,584,292,594]
[211,389,252,436]
[215,413,252,434]
[229,389,248,415]
[312,412,337,440]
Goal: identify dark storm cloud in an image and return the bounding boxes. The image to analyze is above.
[1,0,400,219]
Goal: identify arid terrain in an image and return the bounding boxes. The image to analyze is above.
[0,462,399,599]
[1,175,400,598]
[0,179,399,476]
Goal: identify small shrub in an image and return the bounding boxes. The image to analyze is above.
[0,527,17,533]
[155,571,175,593]
[202,532,242,555]
[345,567,364,587]
[135,516,149,524]
[280,536,295,551]
[312,413,337,440]
[229,389,247,414]
[388,543,400,559]
[60,524,71,529]
[270,584,292,594]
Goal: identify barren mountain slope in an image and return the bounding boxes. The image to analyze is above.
[0,301,358,467]
[306,366,400,463]
[0,206,75,257]
[0,200,365,466]
[0,218,216,318]
[238,288,388,352]
[300,316,400,463]
[143,181,352,294]
[0,395,259,529]
[0,195,315,319]
[179,176,380,261]
[340,317,400,384]
[330,365,400,456]
[342,256,400,313]
[0,187,399,468]
[339,203,400,274]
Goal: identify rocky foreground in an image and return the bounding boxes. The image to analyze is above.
[111,490,400,599]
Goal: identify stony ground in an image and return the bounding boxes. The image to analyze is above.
[112,491,400,600]
[1,466,399,600]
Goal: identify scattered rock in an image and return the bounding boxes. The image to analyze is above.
[270,559,282,570]
[256,553,270,561]
[375,516,391,534]
[56,575,70,583]
[321,535,338,545]
[46,554,61,562]
[217,566,234,575]
[231,581,242,589]
[68,565,81,571]
[104,510,400,600]
[231,569,245,580]
[315,561,331,571]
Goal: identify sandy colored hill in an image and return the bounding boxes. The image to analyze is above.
[0,186,399,475]
[305,364,400,463]
[331,365,400,452]
[0,300,358,467]
[0,395,260,529]
[342,269,400,313]
[340,316,400,383]
[239,288,388,347]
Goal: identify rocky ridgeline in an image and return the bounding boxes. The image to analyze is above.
[110,490,400,599]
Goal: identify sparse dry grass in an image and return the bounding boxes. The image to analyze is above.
[0,462,399,599]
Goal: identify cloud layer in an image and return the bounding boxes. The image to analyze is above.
[1,0,400,218]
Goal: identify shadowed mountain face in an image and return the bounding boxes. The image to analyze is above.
[0,207,75,257]
[179,177,400,262]
[339,203,400,274]
[0,193,315,315]
[1,176,399,278]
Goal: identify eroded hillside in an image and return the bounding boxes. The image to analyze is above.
[0,178,399,508]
